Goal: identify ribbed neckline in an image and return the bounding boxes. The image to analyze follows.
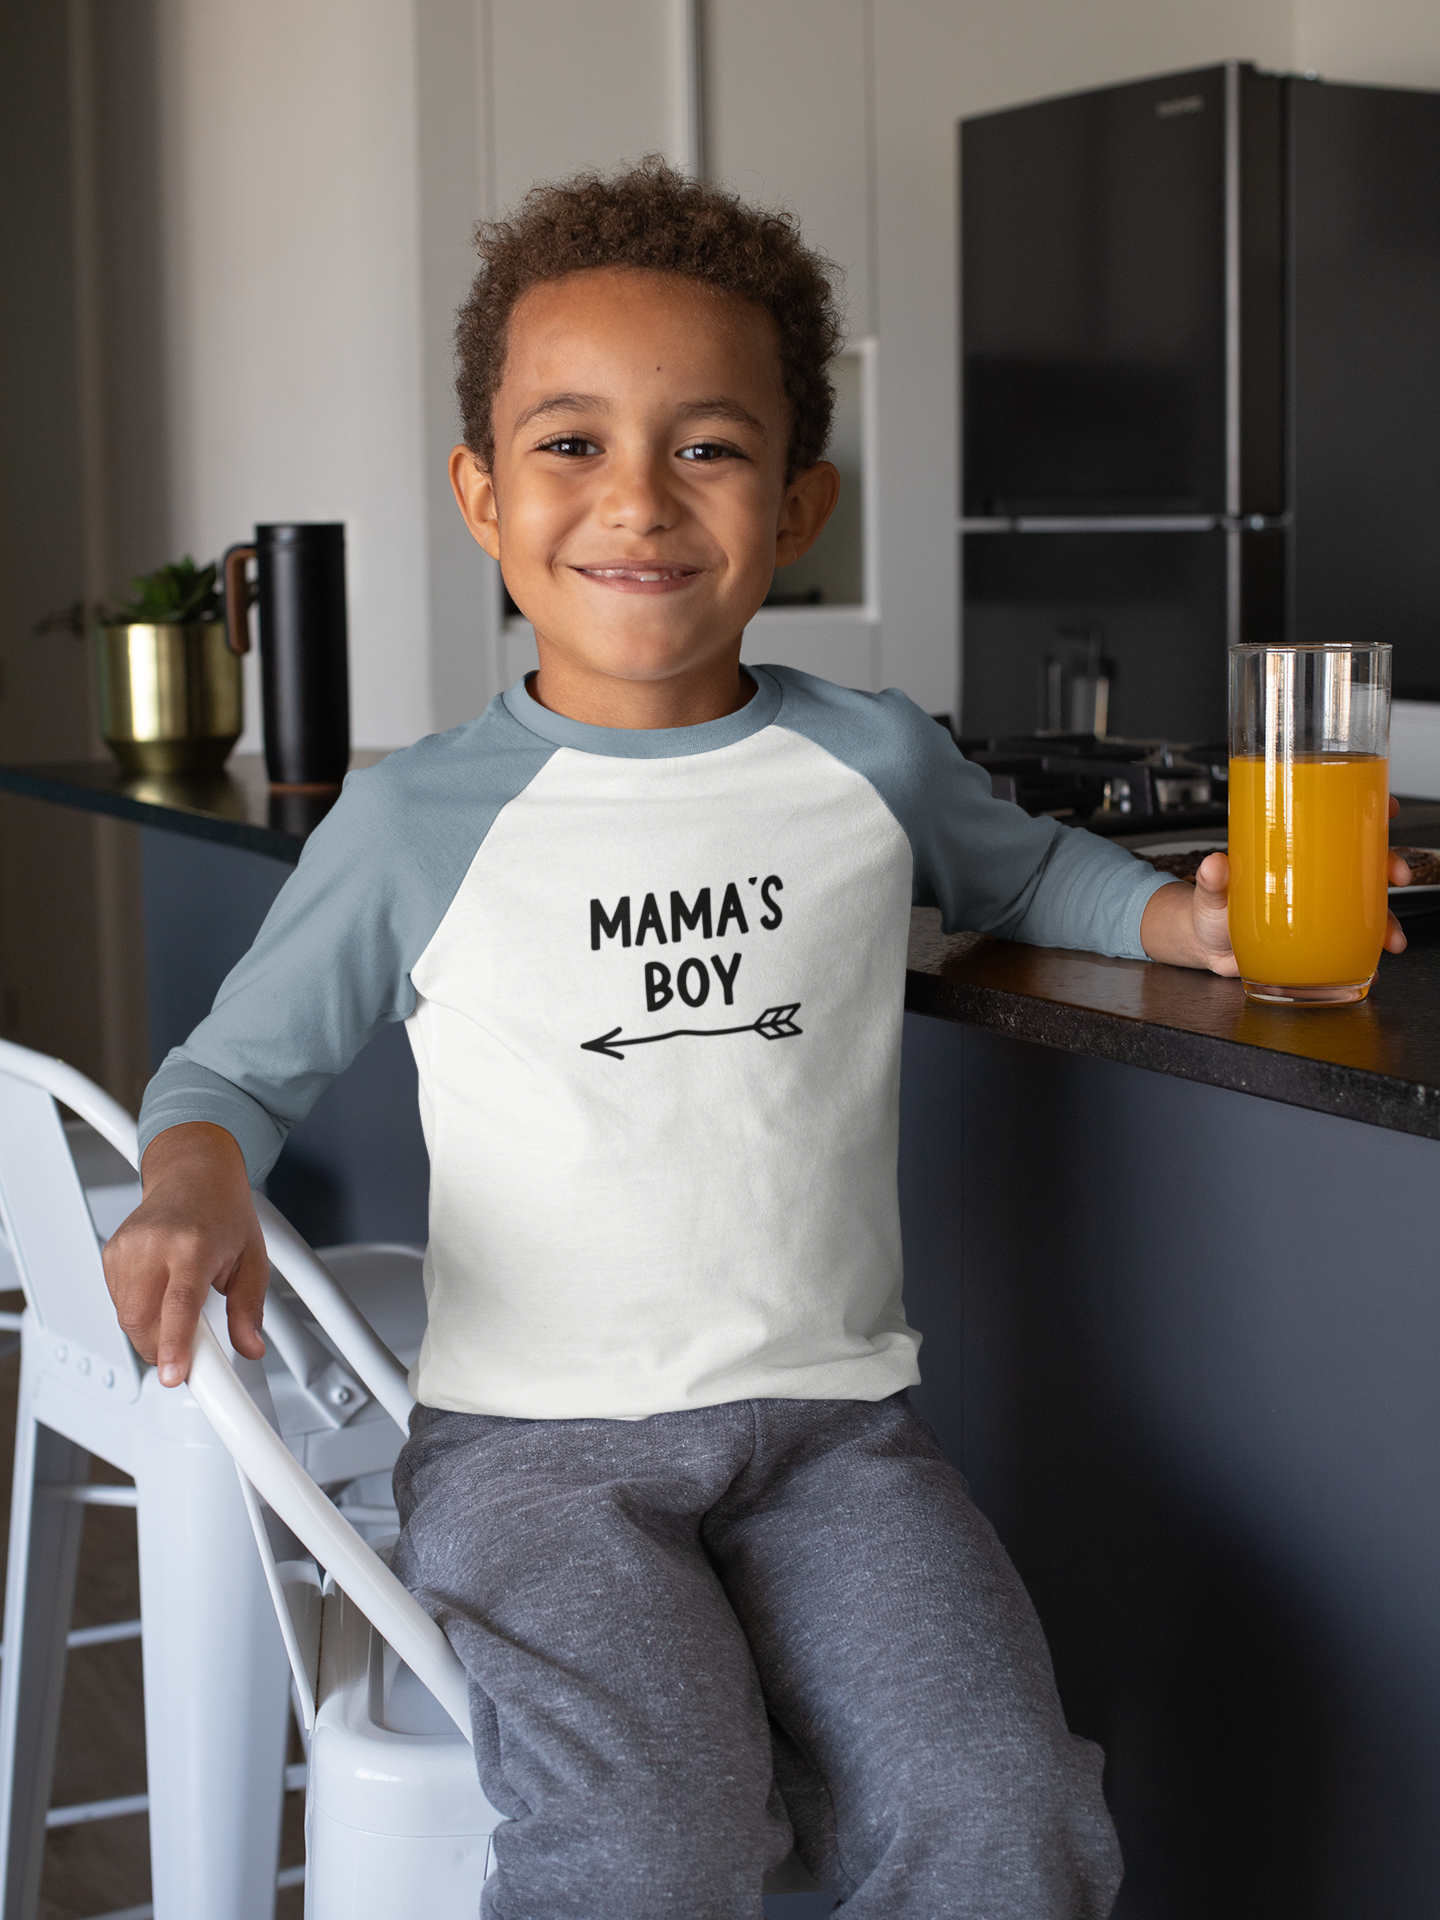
[502,667,781,759]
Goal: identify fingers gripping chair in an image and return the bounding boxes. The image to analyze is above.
[0,1041,425,1920]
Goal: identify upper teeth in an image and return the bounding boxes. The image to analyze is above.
[591,568,673,580]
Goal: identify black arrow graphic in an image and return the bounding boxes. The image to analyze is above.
[581,1004,803,1061]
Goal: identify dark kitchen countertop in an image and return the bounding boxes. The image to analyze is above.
[904,907,1440,1138]
[905,803,1440,1140]
[0,753,389,862]
[8,756,1440,1139]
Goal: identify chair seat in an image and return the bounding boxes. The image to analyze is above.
[305,1582,498,1920]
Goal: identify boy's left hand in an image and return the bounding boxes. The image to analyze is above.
[1140,796,1412,974]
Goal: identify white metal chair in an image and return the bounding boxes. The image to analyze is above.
[0,1040,426,1920]
[0,1040,829,1914]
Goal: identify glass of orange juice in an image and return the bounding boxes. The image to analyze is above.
[1228,643,1391,1006]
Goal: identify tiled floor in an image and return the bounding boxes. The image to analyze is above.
[0,1295,305,1919]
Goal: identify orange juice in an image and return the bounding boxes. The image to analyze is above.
[1228,754,1388,988]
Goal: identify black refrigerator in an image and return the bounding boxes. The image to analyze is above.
[960,63,1440,744]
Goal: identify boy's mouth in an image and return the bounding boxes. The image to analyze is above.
[572,565,701,595]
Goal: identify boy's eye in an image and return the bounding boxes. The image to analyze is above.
[677,441,739,463]
[537,435,600,457]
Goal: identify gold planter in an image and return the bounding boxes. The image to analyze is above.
[95,622,244,775]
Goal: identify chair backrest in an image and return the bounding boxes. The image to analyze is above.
[0,1041,143,1399]
[0,1037,414,1427]
[0,1039,467,1739]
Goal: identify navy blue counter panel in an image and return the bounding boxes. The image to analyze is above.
[141,828,428,1247]
[899,1009,1440,1917]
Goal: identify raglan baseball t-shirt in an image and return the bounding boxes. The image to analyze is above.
[139,665,1176,1421]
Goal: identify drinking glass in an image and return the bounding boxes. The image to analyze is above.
[1228,643,1391,1006]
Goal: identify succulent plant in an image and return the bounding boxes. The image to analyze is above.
[105,556,221,625]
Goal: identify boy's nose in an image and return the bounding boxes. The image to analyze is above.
[598,454,680,534]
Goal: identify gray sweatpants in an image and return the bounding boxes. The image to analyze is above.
[393,1391,1121,1920]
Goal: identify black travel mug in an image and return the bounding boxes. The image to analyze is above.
[224,522,350,787]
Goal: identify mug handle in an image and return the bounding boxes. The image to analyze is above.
[222,544,256,656]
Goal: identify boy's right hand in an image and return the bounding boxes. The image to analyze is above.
[102,1122,269,1387]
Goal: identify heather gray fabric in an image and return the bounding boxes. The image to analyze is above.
[393,1392,1122,1920]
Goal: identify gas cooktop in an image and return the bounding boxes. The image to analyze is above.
[946,729,1229,838]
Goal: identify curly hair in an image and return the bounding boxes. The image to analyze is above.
[455,157,845,478]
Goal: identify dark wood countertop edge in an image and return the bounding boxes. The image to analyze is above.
[0,767,303,863]
[903,967,1440,1141]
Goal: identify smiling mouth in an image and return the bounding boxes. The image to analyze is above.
[573,564,701,593]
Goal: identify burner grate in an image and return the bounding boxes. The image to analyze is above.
[935,720,1229,836]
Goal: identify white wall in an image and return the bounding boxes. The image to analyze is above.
[91,0,1440,745]
[1296,0,1440,89]
[151,0,434,752]
[414,0,491,733]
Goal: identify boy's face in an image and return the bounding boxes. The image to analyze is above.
[450,268,838,720]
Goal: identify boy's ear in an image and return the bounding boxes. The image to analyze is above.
[775,462,841,569]
[449,445,501,561]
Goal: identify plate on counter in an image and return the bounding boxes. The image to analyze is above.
[1129,840,1226,880]
[1130,839,1440,908]
[1130,839,1228,855]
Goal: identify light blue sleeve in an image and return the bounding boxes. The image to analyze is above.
[137,703,556,1183]
[766,667,1178,959]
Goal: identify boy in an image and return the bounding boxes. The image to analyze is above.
[105,161,1380,1918]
